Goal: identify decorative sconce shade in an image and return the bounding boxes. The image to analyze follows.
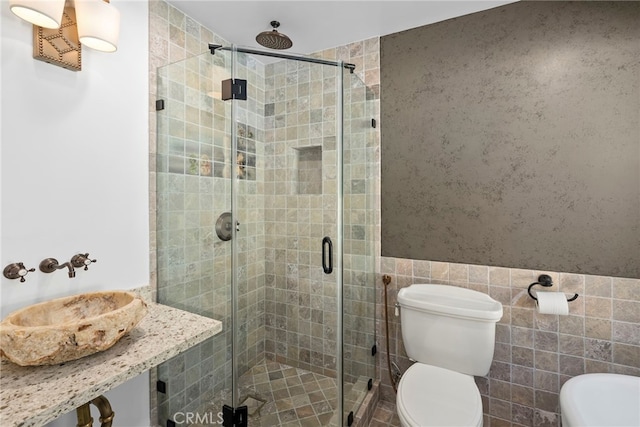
[9,0,65,29]
[75,0,120,53]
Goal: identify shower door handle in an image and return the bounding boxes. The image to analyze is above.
[322,236,333,274]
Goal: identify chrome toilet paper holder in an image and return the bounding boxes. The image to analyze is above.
[528,274,579,302]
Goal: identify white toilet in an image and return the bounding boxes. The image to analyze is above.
[396,284,503,427]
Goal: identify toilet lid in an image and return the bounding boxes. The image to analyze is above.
[397,364,483,427]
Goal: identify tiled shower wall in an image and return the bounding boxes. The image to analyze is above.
[262,40,380,385]
[262,59,338,376]
[376,258,640,426]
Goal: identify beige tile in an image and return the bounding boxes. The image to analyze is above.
[449,263,469,282]
[512,307,535,328]
[584,296,612,319]
[613,342,640,367]
[412,260,430,279]
[489,398,512,420]
[613,300,640,323]
[584,275,612,297]
[512,346,534,367]
[395,258,412,276]
[511,384,534,407]
[534,370,559,393]
[469,265,489,284]
[491,285,512,306]
[612,321,640,346]
[535,350,559,372]
[612,278,640,301]
[489,267,510,286]
[506,328,528,350]
[585,359,612,373]
[490,379,512,401]
[510,268,535,289]
[559,334,584,357]
[512,365,534,388]
[584,317,611,340]
[584,338,613,362]
[512,402,534,425]
[431,261,449,281]
[558,315,584,336]
[559,354,585,376]
[534,390,559,413]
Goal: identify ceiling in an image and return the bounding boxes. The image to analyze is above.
[165,1,517,56]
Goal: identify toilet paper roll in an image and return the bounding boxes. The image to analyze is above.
[536,292,569,315]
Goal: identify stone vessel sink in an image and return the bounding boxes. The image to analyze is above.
[0,291,147,366]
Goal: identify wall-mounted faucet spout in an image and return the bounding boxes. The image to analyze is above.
[39,258,75,278]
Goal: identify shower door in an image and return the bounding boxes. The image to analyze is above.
[230,47,346,426]
[341,67,377,424]
[156,49,236,426]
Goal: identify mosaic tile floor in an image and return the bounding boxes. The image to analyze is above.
[193,360,368,427]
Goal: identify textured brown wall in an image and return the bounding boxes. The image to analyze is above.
[380,1,640,278]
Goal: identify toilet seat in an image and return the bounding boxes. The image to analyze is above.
[396,363,483,427]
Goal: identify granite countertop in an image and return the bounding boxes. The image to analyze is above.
[0,302,223,427]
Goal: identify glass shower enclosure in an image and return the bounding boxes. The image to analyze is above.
[155,44,375,426]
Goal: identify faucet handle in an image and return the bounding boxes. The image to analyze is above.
[71,253,97,271]
[3,262,36,283]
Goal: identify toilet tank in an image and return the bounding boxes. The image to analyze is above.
[397,284,503,376]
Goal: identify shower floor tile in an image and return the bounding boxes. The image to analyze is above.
[240,361,337,426]
[192,360,369,426]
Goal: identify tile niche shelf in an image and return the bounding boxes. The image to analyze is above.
[0,301,222,427]
[295,146,323,195]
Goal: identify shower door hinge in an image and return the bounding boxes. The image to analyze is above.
[371,118,376,128]
[371,344,377,356]
[156,380,167,394]
[222,404,248,427]
[347,411,354,426]
[368,378,373,390]
[156,99,165,111]
[222,79,247,101]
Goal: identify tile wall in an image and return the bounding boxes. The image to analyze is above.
[262,59,341,376]
[376,258,640,426]
[261,40,380,389]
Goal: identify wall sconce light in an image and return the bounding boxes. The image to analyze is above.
[9,0,120,71]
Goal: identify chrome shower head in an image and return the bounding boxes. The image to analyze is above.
[255,21,293,50]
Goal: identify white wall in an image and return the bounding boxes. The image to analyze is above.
[1,1,150,425]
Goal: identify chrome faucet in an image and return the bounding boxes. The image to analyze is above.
[39,258,76,278]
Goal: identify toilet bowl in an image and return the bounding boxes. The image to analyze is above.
[395,284,503,427]
[397,364,483,427]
